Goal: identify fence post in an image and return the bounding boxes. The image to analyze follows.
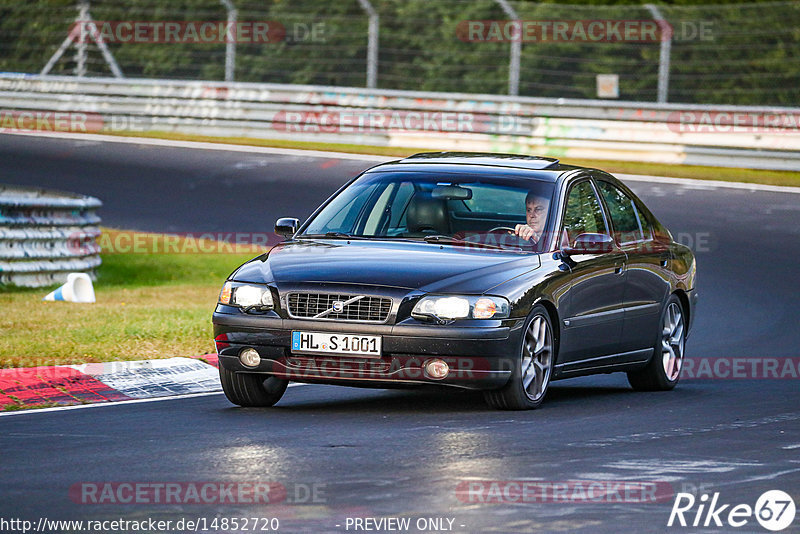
[75,1,88,76]
[645,4,671,103]
[357,0,379,88]
[220,0,237,82]
[494,0,520,96]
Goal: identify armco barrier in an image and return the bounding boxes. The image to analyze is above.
[0,74,799,170]
[0,185,102,287]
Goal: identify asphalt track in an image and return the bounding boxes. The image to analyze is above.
[1,134,799,533]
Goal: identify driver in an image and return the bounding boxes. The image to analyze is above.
[514,190,550,243]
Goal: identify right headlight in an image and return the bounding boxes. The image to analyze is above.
[411,295,510,321]
[218,281,274,310]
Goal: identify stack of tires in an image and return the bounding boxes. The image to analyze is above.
[0,185,102,287]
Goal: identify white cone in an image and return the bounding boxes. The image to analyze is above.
[43,273,96,303]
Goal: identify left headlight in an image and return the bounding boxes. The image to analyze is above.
[411,295,510,321]
[218,281,274,310]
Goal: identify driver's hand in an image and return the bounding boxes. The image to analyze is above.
[514,224,536,241]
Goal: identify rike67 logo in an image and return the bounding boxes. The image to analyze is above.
[668,490,796,531]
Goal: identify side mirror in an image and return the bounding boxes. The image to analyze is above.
[275,217,299,238]
[562,233,614,256]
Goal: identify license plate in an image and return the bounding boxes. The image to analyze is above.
[291,331,382,357]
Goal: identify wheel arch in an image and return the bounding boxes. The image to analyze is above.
[671,288,691,332]
[533,297,561,362]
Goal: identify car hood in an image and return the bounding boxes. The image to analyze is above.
[231,239,541,294]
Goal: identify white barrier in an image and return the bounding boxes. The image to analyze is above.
[0,74,799,170]
[0,184,102,287]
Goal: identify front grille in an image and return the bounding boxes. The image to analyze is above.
[286,293,392,322]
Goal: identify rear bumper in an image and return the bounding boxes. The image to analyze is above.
[212,309,521,390]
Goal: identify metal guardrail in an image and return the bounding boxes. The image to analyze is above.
[1,74,799,170]
[0,184,102,287]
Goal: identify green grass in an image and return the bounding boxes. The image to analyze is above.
[113,130,800,188]
[0,229,260,368]
[97,250,251,287]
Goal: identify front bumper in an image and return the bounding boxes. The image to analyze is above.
[212,308,521,390]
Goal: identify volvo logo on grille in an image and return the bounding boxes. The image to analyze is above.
[312,295,365,319]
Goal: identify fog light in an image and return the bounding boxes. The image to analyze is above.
[424,359,449,379]
[239,348,261,368]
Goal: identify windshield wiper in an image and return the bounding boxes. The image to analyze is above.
[299,232,368,240]
[422,235,512,251]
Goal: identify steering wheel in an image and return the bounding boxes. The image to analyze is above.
[481,225,546,252]
[487,226,517,234]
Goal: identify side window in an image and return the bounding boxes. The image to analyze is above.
[597,180,647,243]
[561,180,607,244]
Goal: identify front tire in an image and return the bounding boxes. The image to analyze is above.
[484,306,555,410]
[627,294,686,391]
[219,366,288,407]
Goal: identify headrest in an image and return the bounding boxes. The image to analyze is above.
[406,192,449,235]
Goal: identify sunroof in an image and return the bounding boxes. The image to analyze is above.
[401,152,559,170]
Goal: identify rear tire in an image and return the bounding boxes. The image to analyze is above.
[219,366,288,407]
[627,294,686,391]
[484,305,555,410]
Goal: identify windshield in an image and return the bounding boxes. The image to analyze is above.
[300,172,556,252]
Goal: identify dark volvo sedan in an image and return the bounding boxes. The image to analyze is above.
[212,152,697,410]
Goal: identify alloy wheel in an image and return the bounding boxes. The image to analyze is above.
[662,302,685,381]
[521,314,553,401]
